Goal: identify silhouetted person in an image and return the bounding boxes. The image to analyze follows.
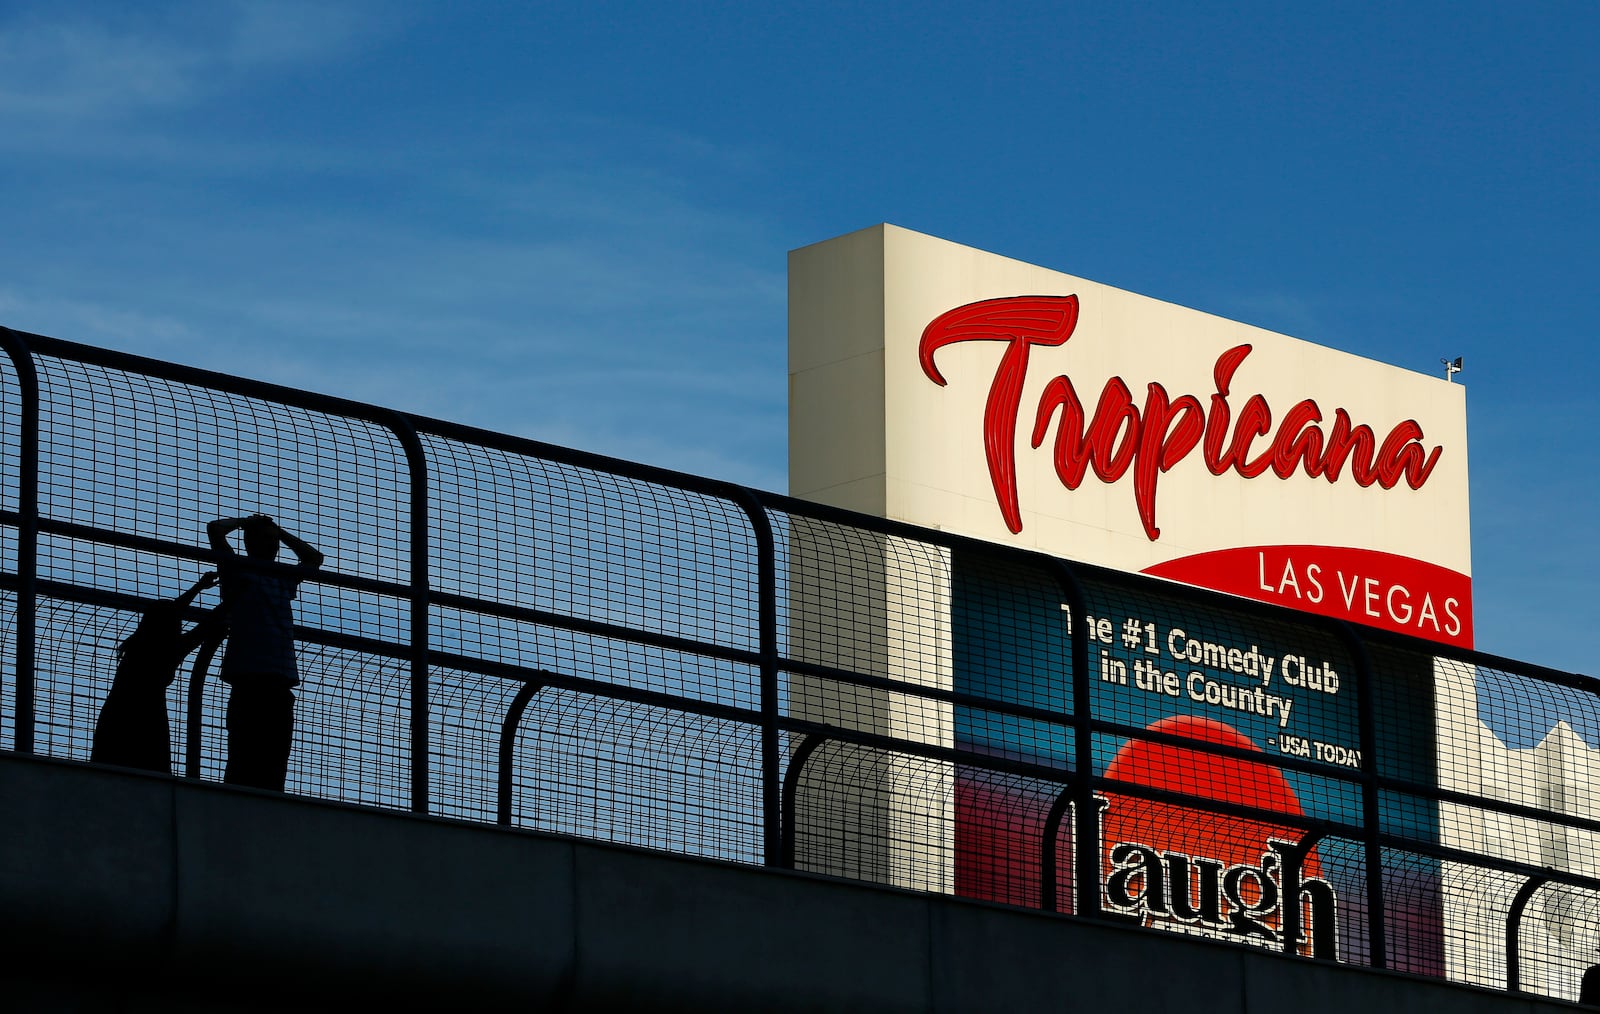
[91,572,220,774]
[1583,963,1600,1006]
[208,513,323,791]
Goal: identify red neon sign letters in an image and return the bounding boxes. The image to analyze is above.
[918,295,1445,541]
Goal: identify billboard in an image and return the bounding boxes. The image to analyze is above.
[950,551,1412,963]
[789,224,1472,648]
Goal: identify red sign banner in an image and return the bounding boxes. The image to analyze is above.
[1142,544,1473,648]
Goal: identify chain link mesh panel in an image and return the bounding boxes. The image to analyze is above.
[953,767,1073,910]
[33,596,142,763]
[425,665,529,825]
[424,433,760,658]
[0,346,22,514]
[498,683,763,863]
[34,357,411,586]
[0,344,25,751]
[431,603,756,710]
[1511,880,1600,1002]
[0,584,13,751]
[782,738,954,893]
[1377,847,1446,976]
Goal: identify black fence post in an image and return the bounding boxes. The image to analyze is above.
[183,630,225,778]
[389,412,432,816]
[1505,874,1549,993]
[729,488,781,867]
[0,328,38,755]
[1277,826,1333,958]
[1039,783,1075,913]
[1337,621,1386,970]
[496,678,544,825]
[780,734,827,869]
[1049,558,1098,920]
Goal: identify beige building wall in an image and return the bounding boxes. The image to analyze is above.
[787,229,954,891]
[784,519,952,892]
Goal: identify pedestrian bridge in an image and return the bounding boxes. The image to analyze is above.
[0,753,1572,1013]
[3,324,1600,1009]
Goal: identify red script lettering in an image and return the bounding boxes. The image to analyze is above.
[918,296,1444,540]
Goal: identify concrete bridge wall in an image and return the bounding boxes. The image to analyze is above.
[0,753,1576,1013]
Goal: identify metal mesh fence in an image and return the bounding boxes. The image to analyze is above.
[501,686,764,863]
[2,325,1599,1001]
[0,585,13,752]
[33,357,412,588]
[424,433,761,660]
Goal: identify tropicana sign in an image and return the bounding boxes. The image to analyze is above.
[918,294,1445,542]
[788,225,1471,647]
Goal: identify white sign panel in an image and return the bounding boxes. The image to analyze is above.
[790,224,1472,647]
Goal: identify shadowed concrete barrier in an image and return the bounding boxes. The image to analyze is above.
[0,753,1578,1013]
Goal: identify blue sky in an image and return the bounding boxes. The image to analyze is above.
[0,1,1595,674]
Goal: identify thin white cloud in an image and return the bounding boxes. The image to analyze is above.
[0,20,197,116]
[0,1,385,120]
[219,0,381,67]
[0,288,206,355]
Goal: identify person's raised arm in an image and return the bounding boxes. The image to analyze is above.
[173,572,222,655]
[174,571,218,609]
[275,525,325,572]
[208,517,246,555]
